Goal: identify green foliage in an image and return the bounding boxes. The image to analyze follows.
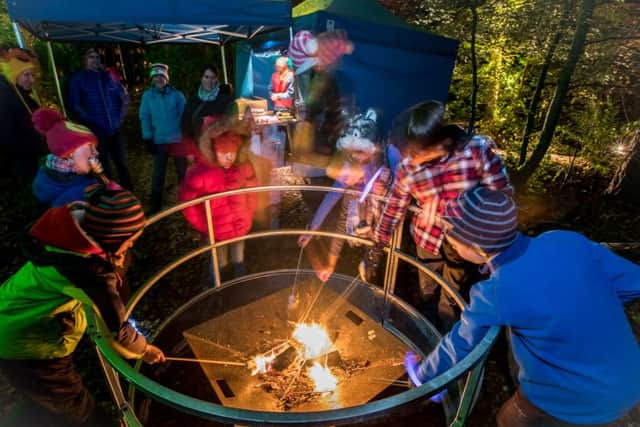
[383,0,640,187]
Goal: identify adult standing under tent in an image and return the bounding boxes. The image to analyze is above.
[0,48,47,184]
[268,56,294,111]
[139,63,187,214]
[181,64,234,147]
[68,48,133,190]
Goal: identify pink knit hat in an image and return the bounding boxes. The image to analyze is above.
[316,30,354,68]
[288,30,319,75]
[32,108,97,157]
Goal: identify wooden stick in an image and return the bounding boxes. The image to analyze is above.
[165,356,245,367]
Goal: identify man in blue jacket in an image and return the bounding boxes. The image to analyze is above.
[405,187,640,427]
[139,63,186,214]
[68,48,132,190]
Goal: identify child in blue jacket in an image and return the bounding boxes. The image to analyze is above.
[405,187,640,427]
[31,108,100,207]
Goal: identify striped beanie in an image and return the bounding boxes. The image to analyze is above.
[83,184,146,253]
[316,30,353,68]
[442,187,517,254]
[288,30,319,75]
[149,63,170,82]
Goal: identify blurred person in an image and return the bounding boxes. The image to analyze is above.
[298,109,397,283]
[373,100,512,331]
[139,63,186,214]
[0,47,47,182]
[405,188,640,427]
[178,118,257,281]
[288,30,353,167]
[0,183,164,426]
[68,48,132,189]
[268,56,294,111]
[31,108,102,208]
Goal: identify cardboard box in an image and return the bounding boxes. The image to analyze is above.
[235,97,268,118]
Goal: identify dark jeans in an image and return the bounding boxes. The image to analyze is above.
[97,131,133,190]
[150,143,186,213]
[497,388,620,427]
[0,355,95,426]
[417,238,486,332]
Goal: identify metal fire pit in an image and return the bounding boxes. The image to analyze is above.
[181,275,409,412]
[84,185,500,427]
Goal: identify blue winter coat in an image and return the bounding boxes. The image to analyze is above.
[415,231,640,424]
[32,167,98,207]
[139,86,186,145]
[68,69,127,137]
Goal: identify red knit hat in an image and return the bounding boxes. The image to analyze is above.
[316,30,354,68]
[213,132,242,153]
[32,108,97,157]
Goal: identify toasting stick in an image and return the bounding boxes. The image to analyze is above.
[164,356,246,367]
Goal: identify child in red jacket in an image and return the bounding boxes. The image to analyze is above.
[178,120,257,280]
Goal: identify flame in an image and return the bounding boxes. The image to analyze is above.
[308,362,338,393]
[293,323,334,360]
[250,352,276,375]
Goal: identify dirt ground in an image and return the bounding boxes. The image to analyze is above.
[0,130,639,427]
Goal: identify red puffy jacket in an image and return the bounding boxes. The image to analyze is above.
[178,161,257,241]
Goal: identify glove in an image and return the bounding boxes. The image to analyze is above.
[143,139,155,154]
[404,351,448,403]
[404,351,423,387]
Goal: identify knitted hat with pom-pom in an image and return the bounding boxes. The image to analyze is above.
[83,183,146,253]
[32,108,97,157]
[288,30,319,75]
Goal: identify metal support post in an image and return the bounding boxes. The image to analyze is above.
[204,199,222,287]
[381,218,404,321]
[220,44,229,84]
[116,44,128,83]
[450,363,485,427]
[12,22,25,48]
[46,41,67,116]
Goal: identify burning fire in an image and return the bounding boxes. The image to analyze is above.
[292,322,334,359]
[308,362,338,393]
[249,322,339,394]
[250,353,276,375]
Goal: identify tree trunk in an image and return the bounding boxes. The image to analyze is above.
[519,0,573,166]
[516,0,596,183]
[605,128,640,203]
[468,0,479,133]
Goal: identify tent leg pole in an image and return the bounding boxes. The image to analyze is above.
[12,22,25,48]
[289,26,293,42]
[117,44,128,83]
[46,41,67,117]
[220,44,229,84]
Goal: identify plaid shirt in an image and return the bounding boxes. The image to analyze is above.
[374,135,512,255]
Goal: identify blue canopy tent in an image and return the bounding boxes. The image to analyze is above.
[6,0,292,113]
[235,0,459,131]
